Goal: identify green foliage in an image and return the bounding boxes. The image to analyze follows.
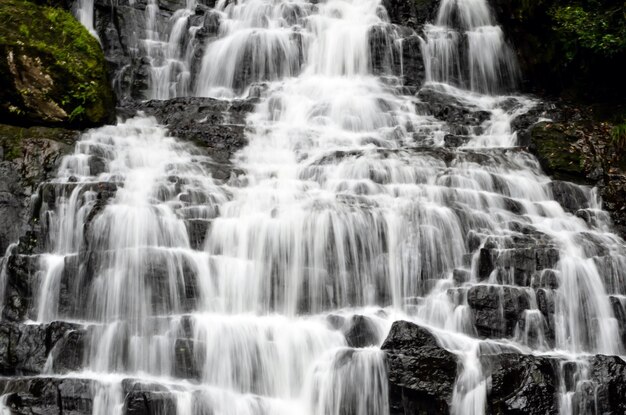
[0,0,113,125]
[551,1,626,61]
[612,122,626,152]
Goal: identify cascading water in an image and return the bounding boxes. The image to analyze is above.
[422,0,518,93]
[2,0,626,414]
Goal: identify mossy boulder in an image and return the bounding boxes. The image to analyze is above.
[0,0,115,128]
[529,121,586,183]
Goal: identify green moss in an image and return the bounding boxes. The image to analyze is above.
[0,123,77,161]
[530,122,586,182]
[0,0,114,126]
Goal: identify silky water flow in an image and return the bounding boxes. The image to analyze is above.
[2,0,625,414]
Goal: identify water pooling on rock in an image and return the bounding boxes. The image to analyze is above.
[1,0,626,414]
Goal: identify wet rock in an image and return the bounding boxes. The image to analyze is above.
[344,315,382,348]
[382,320,456,414]
[0,124,76,254]
[547,181,589,213]
[50,328,86,373]
[369,24,424,91]
[476,234,559,287]
[417,86,491,128]
[118,97,254,164]
[2,254,39,321]
[609,296,626,346]
[185,219,211,250]
[174,338,201,380]
[590,355,626,415]
[482,353,558,415]
[467,285,530,338]
[444,134,470,148]
[123,382,178,415]
[0,164,22,254]
[0,321,81,375]
[381,0,439,28]
[0,377,94,414]
[83,182,118,240]
[453,268,471,284]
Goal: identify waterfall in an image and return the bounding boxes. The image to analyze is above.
[2,0,626,414]
[423,0,518,93]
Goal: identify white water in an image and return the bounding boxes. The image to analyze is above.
[423,0,518,93]
[2,0,626,414]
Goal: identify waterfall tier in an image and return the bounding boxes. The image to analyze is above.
[1,0,625,414]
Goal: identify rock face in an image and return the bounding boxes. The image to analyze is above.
[381,322,626,415]
[0,377,95,414]
[381,0,439,28]
[0,0,115,128]
[0,321,85,375]
[0,124,77,254]
[482,353,558,415]
[382,321,457,414]
[118,97,255,164]
[522,106,626,238]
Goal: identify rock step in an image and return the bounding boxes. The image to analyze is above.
[382,320,626,415]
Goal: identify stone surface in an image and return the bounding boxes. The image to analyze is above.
[0,321,83,375]
[482,353,558,415]
[382,0,439,28]
[382,320,457,414]
[0,124,76,254]
[118,97,254,164]
[344,315,383,348]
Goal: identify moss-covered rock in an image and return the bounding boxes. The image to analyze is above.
[529,122,586,183]
[527,107,626,237]
[0,0,115,128]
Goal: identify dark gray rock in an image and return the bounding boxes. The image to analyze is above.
[0,125,76,255]
[174,338,201,380]
[482,353,558,415]
[344,315,381,348]
[123,381,178,415]
[0,321,82,375]
[382,320,456,414]
[118,97,254,164]
[467,285,531,339]
[381,0,439,28]
[547,181,589,213]
[590,355,626,415]
[417,86,491,129]
[0,377,94,414]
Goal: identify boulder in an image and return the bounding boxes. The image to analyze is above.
[382,320,457,414]
[529,122,586,183]
[344,315,382,348]
[482,353,558,414]
[0,0,115,128]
